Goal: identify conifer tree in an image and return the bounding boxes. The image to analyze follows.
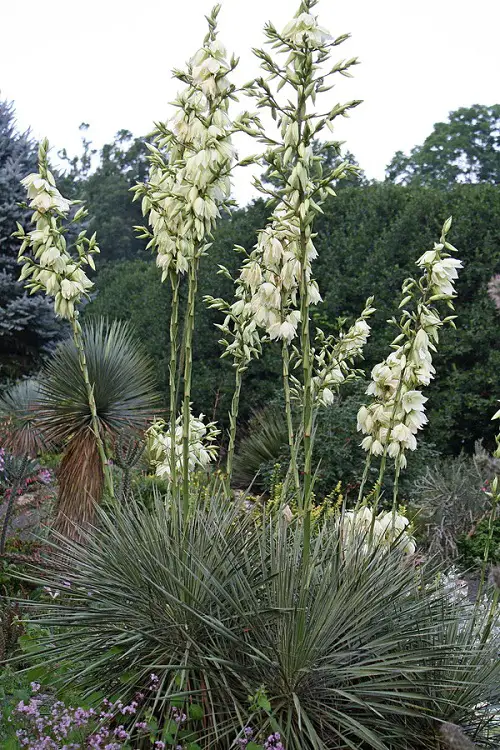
[0,100,63,381]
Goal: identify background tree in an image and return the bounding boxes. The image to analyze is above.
[386,104,500,186]
[61,128,149,262]
[0,100,64,382]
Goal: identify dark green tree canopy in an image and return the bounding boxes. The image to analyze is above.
[386,104,500,186]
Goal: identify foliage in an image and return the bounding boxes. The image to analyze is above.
[234,383,439,501]
[0,378,46,455]
[37,317,160,536]
[20,493,500,749]
[232,405,288,490]
[39,317,159,445]
[0,602,24,661]
[0,452,40,555]
[457,517,500,567]
[0,666,284,749]
[0,100,64,382]
[114,431,145,504]
[386,104,500,186]
[410,450,493,559]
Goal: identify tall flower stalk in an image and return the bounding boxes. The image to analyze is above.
[135,5,237,513]
[282,341,300,495]
[245,0,363,557]
[168,270,181,485]
[15,139,114,499]
[357,218,462,510]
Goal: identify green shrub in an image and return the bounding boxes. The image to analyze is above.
[457,518,500,567]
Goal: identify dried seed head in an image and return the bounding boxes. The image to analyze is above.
[439,722,477,750]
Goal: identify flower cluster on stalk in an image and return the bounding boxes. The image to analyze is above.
[147,411,219,481]
[305,300,374,406]
[357,218,462,469]
[15,140,98,319]
[341,506,416,555]
[205,263,262,372]
[242,2,368,412]
[238,208,322,344]
[135,7,240,278]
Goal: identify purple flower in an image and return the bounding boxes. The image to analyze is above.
[38,468,52,484]
[265,732,285,750]
[172,706,187,724]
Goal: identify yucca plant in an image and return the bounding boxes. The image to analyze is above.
[37,317,160,538]
[21,490,500,749]
[0,379,47,456]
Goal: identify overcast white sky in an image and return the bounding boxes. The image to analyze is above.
[2,0,499,205]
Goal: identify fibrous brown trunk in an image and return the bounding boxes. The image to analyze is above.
[53,428,104,542]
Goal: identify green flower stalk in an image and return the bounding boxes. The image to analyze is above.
[205,261,262,486]
[169,270,181,485]
[282,340,300,495]
[15,139,114,499]
[135,5,238,513]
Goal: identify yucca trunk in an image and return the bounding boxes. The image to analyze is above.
[53,429,104,541]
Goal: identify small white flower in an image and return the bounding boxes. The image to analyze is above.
[279,320,297,342]
[321,387,334,405]
[357,405,372,434]
[282,12,331,46]
[402,390,427,413]
[240,261,262,291]
[308,280,322,305]
[391,423,413,443]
